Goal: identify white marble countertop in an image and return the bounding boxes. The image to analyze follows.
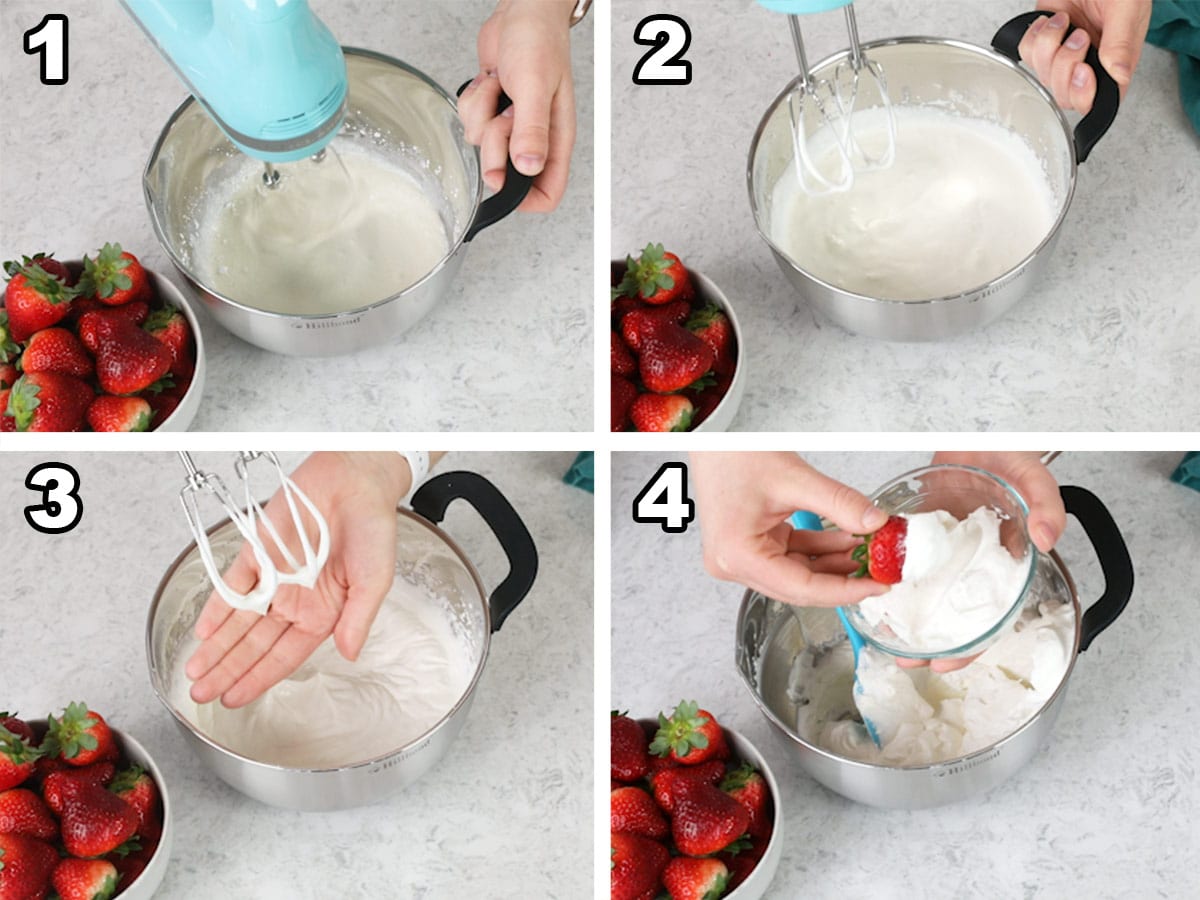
[0,450,593,899]
[612,450,1199,897]
[0,1,593,432]
[612,0,1200,431]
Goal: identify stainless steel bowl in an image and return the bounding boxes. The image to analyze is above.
[735,486,1132,808]
[143,49,529,357]
[146,472,537,811]
[747,13,1119,340]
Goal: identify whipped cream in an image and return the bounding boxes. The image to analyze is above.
[791,599,1074,765]
[857,507,1031,653]
[171,577,476,769]
[769,106,1058,300]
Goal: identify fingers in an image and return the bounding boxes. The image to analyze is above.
[785,528,861,556]
[187,611,287,705]
[1051,28,1095,112]
[774,463,888,536]
[519,76,575,212]
[194,542,259,640]
[895,653,978,673]
[480,111,514,193]
[220,627,328,709]
[739,551,890,608]
[503,67,555,178]
[1013,461,1067,553]
[1095,0,1150,90]
[332,576,391,663]
[459,71,503,146]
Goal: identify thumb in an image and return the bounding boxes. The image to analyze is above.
[1096,2,1148,87]
[503,66,555,177]
[779,462,888,536]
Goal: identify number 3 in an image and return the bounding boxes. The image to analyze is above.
[24,462,83,535]
[24,14,69,86]
[632,15,692,86]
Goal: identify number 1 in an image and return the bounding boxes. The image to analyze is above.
[24,14,69,86]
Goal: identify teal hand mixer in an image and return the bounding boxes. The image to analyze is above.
[122,0,347,165]
[756,0,896,194]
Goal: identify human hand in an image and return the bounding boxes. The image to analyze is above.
[1019,1,1152,112]
[185,452,414,708]
[691,452,893,608]
[457,0,577,212]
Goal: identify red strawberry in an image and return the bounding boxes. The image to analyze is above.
[0,789,57,841]
[143,308,193,380]
[108,768,160,845]
[610,295,641,329]
[721,764,772,842]
[610,375,638,433]
[86,395,151,433]
[687,374,731,428]
[79,243,150,307]
[144,393,179,430]
[0,312,20,364]
[687,305,736,377]
[630,393,694,433]
[720,831,769,890]
[611,331,636,377]
[59,782,139,858]
[0,833,58,900]
[0,717,33,747]
[0,392,11,433]
[73,301,150,342]
[852,514,908,584]
[52,857,119,900]
[662,856,730,900]
[110,849,149,890]
[0,363,20,390]
[5,373,92,432]
[671,780,751,857]
[651,701,730,766]
[638,324,714,394]
[616,243,695,306]
[3,262,79,342]
[19,328,94,379]
[610,786,668,840]
[10,252,73,285]
[610,832,669,900]
[46,704,118,768]
[619,302,691,353]
[42,764,116,816]
[648,759,726,815]
[91,317,172,395]
[610,713,650,783]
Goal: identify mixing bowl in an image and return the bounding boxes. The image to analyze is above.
[747,12,1119,340]
[736,485,1132,809]
[143,48,530,356]
[146,471,537,811]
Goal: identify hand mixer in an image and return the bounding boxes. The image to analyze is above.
[121,0,347,188]
[178,452,330,616]
[757,0,896,194]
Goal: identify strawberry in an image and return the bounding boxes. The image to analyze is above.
[0,392,11,433]
[671,780,751,857]
[638,324,714,394]
[630,393,694,433]
[0,789,57,841]
[662,856,730,900]
[90,317,172,395]
[611,331,636,377]
[51,857,119,900]
[616,243,695,306]
[0,363,20,390]
[687,305,736,377]
[143,308,193,380]
[610,295,642,329]
[610,713,650,782]
[42,764,116,816]
[610,375,638,433]
[610,786,668,840]
[6,373,92,432]
[0,312,20,364]
[651,701,730,766]
[79,243,150,307]
[59,782,139,858]
[648,759,726,815]
[0,833,58,900]
[610,832,669,900]
[687,375,731,429]
[720,829,769,890]
[0,718,33,747]
[4,252,73,285]
[73,299,150,338]
[3,262,79,342]
[46,704,118,769]
[19,328,94,379]
[721,764,772,842]
[108,768,160,845]
[852,514,908,584]
[86,395,151,433]
[619,302,690,353]
[109,849,149,891]
[144,393,179,430]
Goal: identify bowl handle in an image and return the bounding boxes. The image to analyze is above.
[456,80,535,241]
[410,471,539,632]
[990,11,1120,164]
[1060,485,1134,651]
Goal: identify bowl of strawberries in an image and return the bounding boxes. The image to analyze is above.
[1,243,204,432]
[611,702,781,900]
[1,703,171,900]
[611,245,745,432]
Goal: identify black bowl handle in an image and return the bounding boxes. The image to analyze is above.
[991,11,1120,163]
[411,471,538,632]
[1060,485,1134,651]
[456,80,534,241]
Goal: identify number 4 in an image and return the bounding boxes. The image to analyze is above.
[24,14,69,86]
[633,462,695,534]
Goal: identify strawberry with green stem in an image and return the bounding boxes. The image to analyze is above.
[650,701,730,766]
[852,514,908,585]
[0,721,42,792]
[610,831,669,900]
[687,304,736,377]
[616,243,695,306]
[79,243,150,307]
[5,372,93,432]
[109,767,161,845]
[87,395,152,433]
[630,393,694,433]
[3,260,79,342]
[46,703,118,768]
[662,856,730,900]
[721,763,772,842]
[52,857,120,900]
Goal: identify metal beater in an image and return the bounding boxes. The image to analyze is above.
[178,452,331,615]
[760,0,897,194]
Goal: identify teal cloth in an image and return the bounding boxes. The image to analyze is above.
[1170,451,1200,491]
[1148,1,1200,135]
[563,451,594,493]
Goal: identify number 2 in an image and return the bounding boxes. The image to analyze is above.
[632,15,692,86]
[633,462,695,534]
[24,14,69,86]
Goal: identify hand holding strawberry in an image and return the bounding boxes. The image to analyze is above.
[852,514,908,585]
